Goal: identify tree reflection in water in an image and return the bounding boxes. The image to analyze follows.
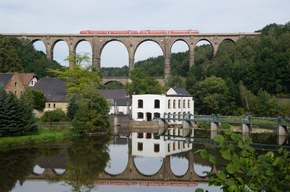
[0,148,38,192]
[59,136,110,192]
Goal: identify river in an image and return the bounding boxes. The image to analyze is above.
[1,128,289,192]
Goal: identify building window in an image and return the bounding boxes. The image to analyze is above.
[14,82,17,87]
[138,142,143,151]
[137,112,144,119]
[53,103,56,108]
[146,133,152,139]
[178,99,181,108]
[137,133,143,138]
[138,99,143,108]
[168,143,171,152]
[168,100,171,109]
[154,144,160,153]
[154,113,160,119]
[188,100,190,108]
[154,99,160,108]
[173,100,176,108]
[183,100,186,108]
[48,103,51,108]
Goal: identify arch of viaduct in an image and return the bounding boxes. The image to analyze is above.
[28,148,215,183]
[3,32,259,79]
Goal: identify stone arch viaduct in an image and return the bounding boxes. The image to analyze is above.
[27,144,215,183]
[3,32,259,83]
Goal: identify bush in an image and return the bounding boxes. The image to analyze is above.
[41,109,68,122]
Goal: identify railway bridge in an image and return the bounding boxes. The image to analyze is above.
[2,32,259,79]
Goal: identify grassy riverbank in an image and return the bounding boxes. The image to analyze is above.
[0,129,73,148]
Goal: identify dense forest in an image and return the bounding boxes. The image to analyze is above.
[0,36,63,77]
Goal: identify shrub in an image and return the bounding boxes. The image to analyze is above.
[41,109,68,122]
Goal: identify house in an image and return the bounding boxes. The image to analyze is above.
[131,88,194,122]
[17,73,37,87]
[32,77,67,113]
[131,132,192,158]
[98,89,131,115]
[0,73,26,98]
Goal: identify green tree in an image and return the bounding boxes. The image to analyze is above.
[239,82,257,114]
[31,89,46,110]
[196,129,290,192]
[0,37,23,72]
[67,93,80,121]
[72,83,111,135]
[165,75,186,89]
[17,89,37,134]
[125,67,164,96]
[49,53,102,97]
[190,76,228,114]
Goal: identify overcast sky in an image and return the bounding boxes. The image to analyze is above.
[1,0,289,67]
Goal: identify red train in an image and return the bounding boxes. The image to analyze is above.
[79,30,199,35]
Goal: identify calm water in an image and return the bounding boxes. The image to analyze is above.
[1,129,289,192]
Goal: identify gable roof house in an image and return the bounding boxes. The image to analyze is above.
[97,89,131,115]
[0,73,26,98]
[32,77,67,113]
[17,73,38,87]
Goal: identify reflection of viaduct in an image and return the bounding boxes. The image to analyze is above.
[3,32,259,80]
[27,138,215,183]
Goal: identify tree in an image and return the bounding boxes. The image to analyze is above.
[196,129,290,192]
[0,85,37,136]
[67,93,80,121]
[190,76,228,114]
[31,90,46,110]
[0,37,23,73]
[239,82,257,114]
[49,53,102,97]
[125,67,164,96]
[17,90,37,134]
[72,83,111,135]
[165,75,186,89]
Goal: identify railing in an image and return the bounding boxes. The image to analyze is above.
[159,113,290,126]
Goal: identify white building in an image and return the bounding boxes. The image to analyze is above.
[131,88,194,123]
[131,132,192,158]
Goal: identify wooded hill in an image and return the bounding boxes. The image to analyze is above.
[102,22,290,116]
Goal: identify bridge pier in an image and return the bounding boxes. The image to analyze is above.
[210,122,220,132]
[242,123,252,134]
[277,125,288,136]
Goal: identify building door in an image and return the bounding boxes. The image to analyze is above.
[146,113,152,121]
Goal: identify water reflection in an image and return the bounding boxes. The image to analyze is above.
[105,143,128,175]
[2,129,289,192]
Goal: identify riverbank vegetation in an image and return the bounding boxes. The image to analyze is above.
[0,128,71,148]
[196,129,290,192]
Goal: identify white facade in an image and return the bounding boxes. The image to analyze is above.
[28,76,38,87]
[131,88,194,123]
[131,132,192,158]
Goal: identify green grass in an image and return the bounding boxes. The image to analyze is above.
[0,129,73,148]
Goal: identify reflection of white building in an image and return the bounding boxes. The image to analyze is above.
[131,132,192,158]
[131,88,194,122]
